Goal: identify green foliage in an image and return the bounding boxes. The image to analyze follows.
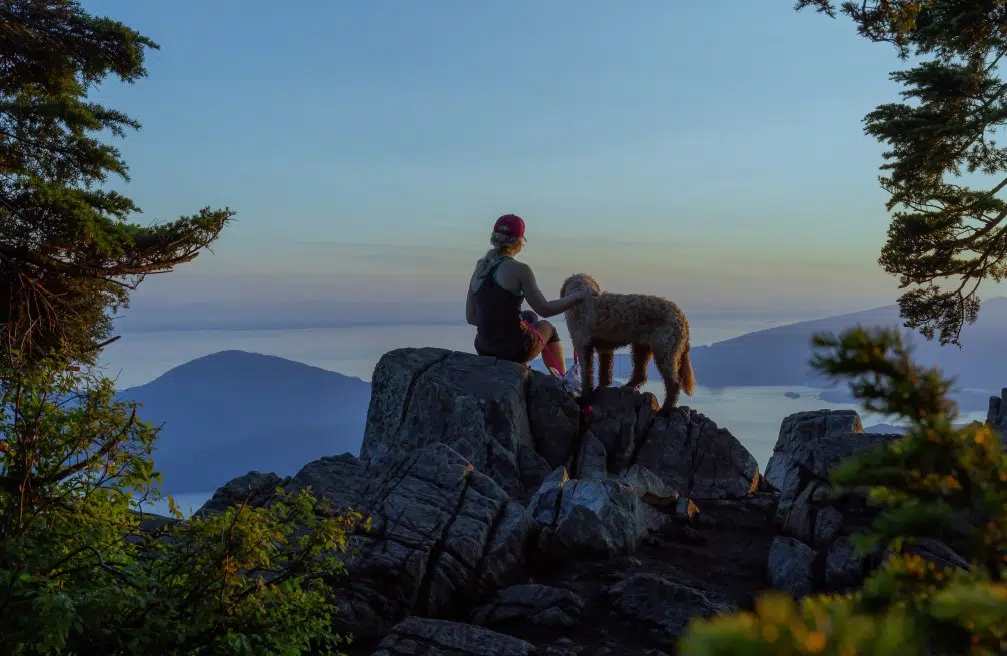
[0,360,364,655]
[679,326,1007,655]
[795,0,1007,346]
[0,0,234,369]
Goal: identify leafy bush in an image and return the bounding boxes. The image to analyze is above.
[0,359,363,655]
[680,326,1007,655]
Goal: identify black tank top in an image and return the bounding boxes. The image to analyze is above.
[473,257,530,360]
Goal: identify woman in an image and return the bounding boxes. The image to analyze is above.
[465,214,592,373]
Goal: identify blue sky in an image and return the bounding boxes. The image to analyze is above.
[82,0,1003,323]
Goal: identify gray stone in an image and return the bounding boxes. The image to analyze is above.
[607,573,730,638]
[528,372,581,469]
[196,471,287,516]
[764,409,863,492]
[517,442,553,493]
[767,536,814,597]
[633,407,760,499]
[813,506,844,548]
[285,452,367,510]
[360,348,537,498]
[576,430,608,481]
[335,443,530,638]
[528,477,667,559]
[372,617,535,656]
[470,583,585,628]
[825,536,864,590]
[778,480,820,544]
[582,387,647,471]
[618,464,678,502]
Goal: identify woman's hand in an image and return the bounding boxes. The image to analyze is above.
[574,289,596,303]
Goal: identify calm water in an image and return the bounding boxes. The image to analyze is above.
[105,322,988,517]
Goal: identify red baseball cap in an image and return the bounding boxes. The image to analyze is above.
[493,214,526,241]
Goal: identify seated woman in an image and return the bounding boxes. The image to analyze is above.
[465,214,592,374]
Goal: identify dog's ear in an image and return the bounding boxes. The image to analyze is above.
[559,279,568,298]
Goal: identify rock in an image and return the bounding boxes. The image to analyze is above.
[517,443,553,493]
[824,536,864,591]
[527,372,581,469]
[528,476,666,559]
[607,573,730,638]
[334,443,530,638]
[812,506,844,548]
[768,410,901,547]
[470,583,585,628]
[580,387,650,471]
[778,480,821,544]
[764,409,863,492]
[576,430,608,481]
[618,464,678,502]
[767,536,814,597]
[372,617,536,656]
[196,471,287,516]
[285,452,367,510]
[362,348,540,498]
[632,407,760,499]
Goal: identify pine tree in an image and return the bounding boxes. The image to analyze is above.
[795,0,1007,346]
[0,0,233,369]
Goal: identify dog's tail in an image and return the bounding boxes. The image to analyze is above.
[679,344,696,396]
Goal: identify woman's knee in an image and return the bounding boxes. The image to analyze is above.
[534,319,561,343]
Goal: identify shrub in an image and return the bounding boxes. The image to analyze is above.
[0,358,362,655]
[679,326,1007,655]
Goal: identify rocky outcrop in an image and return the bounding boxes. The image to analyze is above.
[360,348,571,499]
[204,349,955,654]
[361,350,760,504]
[332,443,530,638]
[764,409,905,596]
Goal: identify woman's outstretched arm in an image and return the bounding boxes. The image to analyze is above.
[518,263,589,318]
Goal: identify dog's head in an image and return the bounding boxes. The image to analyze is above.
[560,273,601,298]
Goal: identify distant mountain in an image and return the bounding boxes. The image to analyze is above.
[593,298,1007,407]
[118,351,370,494]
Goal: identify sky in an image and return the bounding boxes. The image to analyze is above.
[80,0,1007,326]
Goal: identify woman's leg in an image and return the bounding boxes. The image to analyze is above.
[531,319,566,375]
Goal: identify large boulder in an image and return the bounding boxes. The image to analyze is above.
[334,443,530,638]
[763,409,863,493]
[579,387,760,499]
[526,467,667,560]
[360,348,575,499]
[360,349,761,503]
[764,409,903,595]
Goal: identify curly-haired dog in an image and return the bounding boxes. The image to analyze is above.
[559,273,695,416]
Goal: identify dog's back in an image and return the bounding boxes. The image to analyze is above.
[588,292,687,346]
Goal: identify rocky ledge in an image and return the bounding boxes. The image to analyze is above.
[191,348,993,655]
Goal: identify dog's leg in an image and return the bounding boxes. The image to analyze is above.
[624,342,651,390]
[598,348,614,388]
[653,344,682,417]
[578,344,595,405]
